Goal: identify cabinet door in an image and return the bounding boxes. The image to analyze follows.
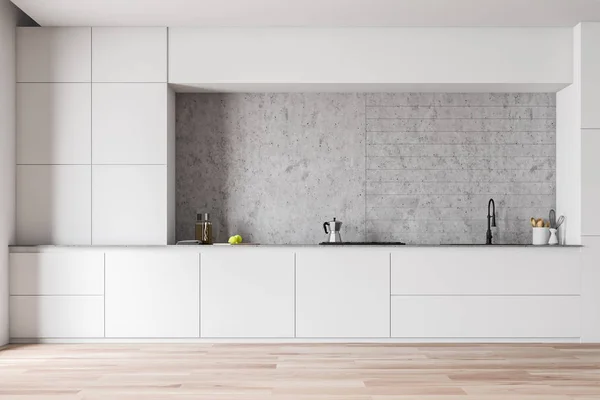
[10,296,104,338]
[296,250,390,338]
[105,251,200,338]
[391,296,580,338]
[92,165,167,245]
[201,250,294,338]
[16,165,92,245]
[391,248,581,295]
[92,83,167,165]
[92,27,167,83]
[17,83,91,164]
[10,252,104,295]
[17,27,91,83]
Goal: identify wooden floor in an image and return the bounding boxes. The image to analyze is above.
[1,344,600,399]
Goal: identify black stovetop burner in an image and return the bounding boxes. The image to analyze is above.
[319,242,405,245]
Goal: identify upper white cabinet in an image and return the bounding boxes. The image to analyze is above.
[582,129,600,235]
[296,250,390,338]
[92,165,170,245]
[17,83,91,164]
[104,251,200,338]
[581,23,600,129]
[92,83,168,164]
[16,165,92,245]
[17,27,91,83]
[201,250,295,338]
[92,28,167,83]
[168,28,571,90]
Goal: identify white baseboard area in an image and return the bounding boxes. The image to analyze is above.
[9,337,582,345]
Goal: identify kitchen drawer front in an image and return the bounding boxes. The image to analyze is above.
[10,296,104,338]
[391,249,581,295]
[296,250,390,338]
[105,252,200,338]
[201,250,295,338]
[391,296,580,338]
[10,253,104,295]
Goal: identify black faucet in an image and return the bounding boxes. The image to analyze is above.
[486,198,496,245]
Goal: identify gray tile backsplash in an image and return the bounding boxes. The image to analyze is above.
[177,93,556,245]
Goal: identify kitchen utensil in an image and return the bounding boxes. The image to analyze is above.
[548,228,558,245]
[323,217,343,243]
[549,209,556,228]
[559,221,567,245]
[532,227,550,245]
[556,215,565,228]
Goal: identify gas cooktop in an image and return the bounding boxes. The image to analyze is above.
[319,242,406,245]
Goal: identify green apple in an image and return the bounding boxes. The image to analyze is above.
[228,235,243,244]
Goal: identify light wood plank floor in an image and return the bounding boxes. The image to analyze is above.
[1,344,600,399]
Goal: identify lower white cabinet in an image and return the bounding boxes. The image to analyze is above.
[105,251,200,338]
[201,250,295,338]
[296,250,390,338]
[10,296,104,338]
[10,252,104,295]
[391,296,581,338]
[391,248,581,295]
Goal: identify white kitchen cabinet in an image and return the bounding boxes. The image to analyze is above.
[10,296,104,338]
[92,28,167,83]
[582,237,600,342]
[582,129,600,235]
[201,250,294,338]
[92,83,168,164]
[581,23,600,129]
[17,83,91,164]
[17,27,91,83]
[391,248,581,295]
[296,250,390,338]
[92,165,170,245]
[104,251,200,338]
[10,252,104,295]
[16,165,91,245]
[391,296,580,338]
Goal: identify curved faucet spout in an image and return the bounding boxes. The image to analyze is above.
[486,198,496,245]
[488,198,496,227]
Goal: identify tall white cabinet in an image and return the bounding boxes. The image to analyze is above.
[15,27,175,246]
[16,28,92,245]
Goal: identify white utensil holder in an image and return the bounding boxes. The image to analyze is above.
[532,227,550,245]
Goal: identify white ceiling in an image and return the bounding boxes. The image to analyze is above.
[11,0,600,27]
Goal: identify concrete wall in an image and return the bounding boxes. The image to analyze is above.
[0,0,17,346]
[177,93,556,245]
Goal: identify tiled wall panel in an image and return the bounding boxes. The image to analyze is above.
[366,93,556,244]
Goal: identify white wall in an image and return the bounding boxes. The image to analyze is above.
[169,27,573,92]
[0,0,17,346]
